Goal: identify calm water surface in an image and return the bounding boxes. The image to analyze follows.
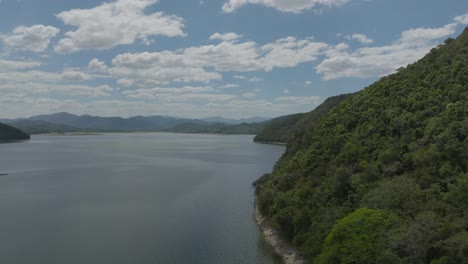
[0,133,285,264]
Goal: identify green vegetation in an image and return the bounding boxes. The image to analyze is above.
[254,93,354,144]
[171,121,266,134]
[0,122,30,141]
[254,113,306,143]
[255,28,468,263]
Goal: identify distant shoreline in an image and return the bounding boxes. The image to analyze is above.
[253,140,287,146]
[254,201,307,264]
[34,132,103,136]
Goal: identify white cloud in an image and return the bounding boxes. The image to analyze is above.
[248,76,262,82]
[0,59,40,72]
[110,35,327,85]
[261,36,328,71]
[0,82,113,97]
[209,32,242,42]
[316,23,457,80]
[0,69,94,83]
[0,92,323,119]
[123,87,236,102]
[282,89,289,94]
[305,80,312,85]
[233,75,248,80]
[54,0,185,53]
[1,25,59,52]
[222,0,351,13]
[61,69,94,81]
[218,83,240,89]
[454,13,468,25]
[275,95,320,105]
[88,58,109,73]
[346,33,373,44]
[242,92,256,98]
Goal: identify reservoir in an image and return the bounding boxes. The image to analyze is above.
[0,133,284,264]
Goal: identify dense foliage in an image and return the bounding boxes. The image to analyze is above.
[171,121,266,134]
[254,113,306,143]
[255,28,468,263]
[0,122,30,141]
[254,93,355,144]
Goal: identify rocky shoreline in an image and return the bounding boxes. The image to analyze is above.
[254,202,307,264]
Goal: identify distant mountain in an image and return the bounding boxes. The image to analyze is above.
[201,116,271,124]
[0,122,30,141]
[6,120,84,134]
[5,113,203,132]
[2,113,272,134]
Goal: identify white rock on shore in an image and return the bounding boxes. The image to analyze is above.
[254,203,307,264]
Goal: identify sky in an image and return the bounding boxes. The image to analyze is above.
[0,0,467,119]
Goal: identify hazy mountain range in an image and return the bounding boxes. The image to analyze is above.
[0,112,272,134]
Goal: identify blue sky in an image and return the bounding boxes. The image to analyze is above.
[0,0,467,119]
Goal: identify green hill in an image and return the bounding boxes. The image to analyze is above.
[254,113,306,143]
[171,121,266,135]
[255,28,468,263]
[0,122,30,141]
[254,93,355,144]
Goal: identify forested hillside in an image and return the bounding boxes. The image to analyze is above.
[254,93,355,144]
[255,28,468,263]
[0,122,30,141]
[254,113,306,143]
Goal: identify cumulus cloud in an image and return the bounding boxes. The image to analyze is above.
[88,58,109,73]
[454,13,468,25]
[222,0,351,13]
[209,32,242,42]
[0,59,40,72]
[316,23,457,80]
[0,82,113,97]
[242,92,256,98]
[218,83,240,89]
[275,95,321,105]
[1,25,59,52]
[123,86,236,102]
[54,0,185,53]
[61,69,94,81]
[0,69,94,83]
[110,34,328,86]
[346,33,373,44]
[248,77,262,82]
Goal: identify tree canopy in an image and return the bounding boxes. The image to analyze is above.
[255,28,468,263]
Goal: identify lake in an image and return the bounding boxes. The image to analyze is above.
[0,133,285,264]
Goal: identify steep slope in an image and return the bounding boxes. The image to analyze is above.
[255,29,468,263]
[254,113,306,143]
[0,122,30,141]
[254,93,355,144]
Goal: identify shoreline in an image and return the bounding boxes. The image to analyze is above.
[254,201,307,264]
[253,140,287,146]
